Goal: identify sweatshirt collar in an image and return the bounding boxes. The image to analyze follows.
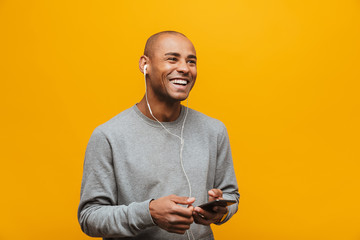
[132,104,187,128]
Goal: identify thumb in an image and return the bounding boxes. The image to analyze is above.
[208,189,223,202]
[171,196,195,205]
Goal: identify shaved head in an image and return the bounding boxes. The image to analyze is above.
[144,31,189,58]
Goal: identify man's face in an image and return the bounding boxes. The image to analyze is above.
[146,34,197,103]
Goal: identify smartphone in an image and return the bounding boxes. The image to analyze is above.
[197,199,237,212]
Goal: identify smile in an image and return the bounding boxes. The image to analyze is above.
[170,79,189,85]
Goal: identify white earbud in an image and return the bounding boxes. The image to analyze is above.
[144,64,147,75]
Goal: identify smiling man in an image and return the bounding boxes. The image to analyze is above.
[78,31,239,240]
[137,32,197,121]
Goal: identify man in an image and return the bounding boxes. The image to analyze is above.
[78,31,239,240]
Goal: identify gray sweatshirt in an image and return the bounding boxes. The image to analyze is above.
[78,105,239,240]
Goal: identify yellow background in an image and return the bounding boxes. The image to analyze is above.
[1,0,359,239]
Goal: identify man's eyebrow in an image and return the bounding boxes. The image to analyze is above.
[164,52,197,60]
[188,54,197,60]
[165,52,181,57]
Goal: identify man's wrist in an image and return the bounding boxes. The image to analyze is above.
[149,199,158,226]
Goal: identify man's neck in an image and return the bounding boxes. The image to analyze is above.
[137,96,182,122]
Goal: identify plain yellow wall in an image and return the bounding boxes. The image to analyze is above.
[1,0,359,239]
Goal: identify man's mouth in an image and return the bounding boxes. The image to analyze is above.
[170,79,189,85]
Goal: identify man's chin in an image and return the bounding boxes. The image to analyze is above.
[174,94,189,102]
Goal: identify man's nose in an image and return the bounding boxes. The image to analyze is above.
[176,60,190,74]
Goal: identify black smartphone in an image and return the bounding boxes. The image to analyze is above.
[197,199,237,212]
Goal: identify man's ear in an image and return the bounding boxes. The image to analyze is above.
[139,55,149,74]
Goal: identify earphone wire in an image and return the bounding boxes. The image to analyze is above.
[144,67,195,240]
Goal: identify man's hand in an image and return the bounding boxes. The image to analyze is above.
[149,195,195,234]
[193,189,228,225]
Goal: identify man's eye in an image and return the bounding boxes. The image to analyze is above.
[188,60,197,64]
[168,57,177,61]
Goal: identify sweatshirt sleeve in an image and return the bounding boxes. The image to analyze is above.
[214,123,240,225]
[77,128,156,238]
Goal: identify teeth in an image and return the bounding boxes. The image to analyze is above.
[171,79,187,85]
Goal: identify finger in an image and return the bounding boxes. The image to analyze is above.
[193,212,204,223]
[194,206,217,220]
[168,195,195,217]
[193,212,212,225]
[212,206,228,214]
[171,224,191,231]
[167,224,191,234]
[171,195,196,205]
[170,205,194,218]
[208,189,223,198]
[194,207,226,225]
[169,215,194,225]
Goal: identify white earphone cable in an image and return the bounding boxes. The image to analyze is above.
[144,66,195,240]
